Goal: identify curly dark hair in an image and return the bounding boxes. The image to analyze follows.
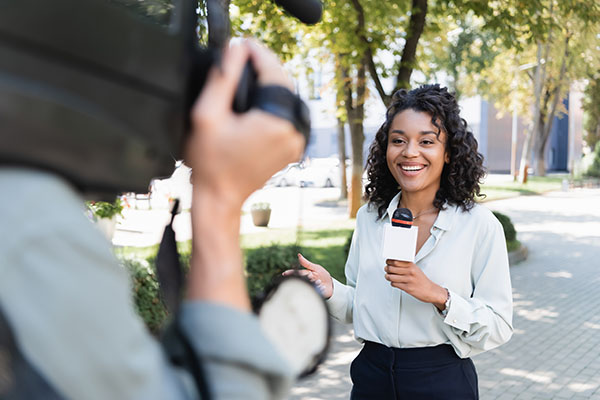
[364,84,485,219]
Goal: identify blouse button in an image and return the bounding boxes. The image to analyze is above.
[453,319,457,323]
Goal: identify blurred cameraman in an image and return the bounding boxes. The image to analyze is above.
[0,38,304,400]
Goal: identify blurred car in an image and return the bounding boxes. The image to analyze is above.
[298,157,344,188]
[267,162,303,187]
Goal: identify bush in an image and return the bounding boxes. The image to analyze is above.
[121,258,168,335]
[86,198,124,219]
[492,211,517,243]
[245,244,304,298]
[343,230,354,259]
[584,142,600,178]
[120,244,307,334]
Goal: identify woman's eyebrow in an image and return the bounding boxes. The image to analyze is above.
[390,129,438,135]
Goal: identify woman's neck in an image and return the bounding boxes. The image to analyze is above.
[398,190,437,215]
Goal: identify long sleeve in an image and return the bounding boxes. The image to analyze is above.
[326,219,361,323]
[0,169,293,400]
[439,212,514,358]
[180,302,293,400]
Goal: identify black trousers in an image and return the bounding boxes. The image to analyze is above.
[350,341,479,400]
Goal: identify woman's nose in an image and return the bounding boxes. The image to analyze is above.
[402,141,419,157]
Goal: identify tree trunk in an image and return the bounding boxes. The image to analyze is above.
[519,41,547,183]
[349,118,364,218]
[337,118,348,200]
[535,113,548,176]
[342,57,367,218]
[532,34,570,177]
[353,0,428,106]
[393,0,428,92]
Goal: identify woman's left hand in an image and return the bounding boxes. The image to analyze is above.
[384,259,447,309]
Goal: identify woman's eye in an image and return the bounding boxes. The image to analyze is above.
[421,140,434,145]
[392,138,405,144]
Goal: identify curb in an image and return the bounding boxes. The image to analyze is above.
[509,244,528,266]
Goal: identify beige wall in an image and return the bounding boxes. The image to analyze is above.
[485,104,528,174]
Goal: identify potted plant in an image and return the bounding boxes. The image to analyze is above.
[250,202,272,227]
[86,197,124,240]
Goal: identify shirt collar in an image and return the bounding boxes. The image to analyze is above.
[432,203,458,232]
[385,192,402,224]
[384,191,458,232]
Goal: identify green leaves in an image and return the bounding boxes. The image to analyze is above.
[86,198,124,220]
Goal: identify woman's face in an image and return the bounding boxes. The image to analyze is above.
[386,109,449,196]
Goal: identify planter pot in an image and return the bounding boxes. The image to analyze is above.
[96,216,118,241]
[251,209,271,227]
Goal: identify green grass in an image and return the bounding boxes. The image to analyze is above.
[478,175,564,202]
[115,227,352,284]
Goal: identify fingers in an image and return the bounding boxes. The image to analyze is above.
[282,268,321,285]
[192,41,250,124]
[283,269,311,278]
[297,253,318,271]
[385,259,413,267]
[385,273,410,283]
[246,39,293,90]
[384,265,411,275]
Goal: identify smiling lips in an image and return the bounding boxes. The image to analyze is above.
[400,163,425,173]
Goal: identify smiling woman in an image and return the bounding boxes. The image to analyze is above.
[386,110,449,198]
[292,84,514,400]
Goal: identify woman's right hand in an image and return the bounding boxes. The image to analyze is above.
[283,253,334,299]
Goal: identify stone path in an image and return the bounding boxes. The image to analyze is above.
[289,188,600,400]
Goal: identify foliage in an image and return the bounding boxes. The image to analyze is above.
[492,211,517,243]
[87,198,124,219]
[584,142,600,178]
[245,244,304,298]
[432,0,600,177]
[121,258,168,336]
[343,230,353,260]
[582,75,600,150]
[119,249,191,335]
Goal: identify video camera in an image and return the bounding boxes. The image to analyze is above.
[0,0,320,198]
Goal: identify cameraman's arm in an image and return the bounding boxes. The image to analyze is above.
[180,41,305,398]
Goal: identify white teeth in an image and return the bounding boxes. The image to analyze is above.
[401,165,424,171]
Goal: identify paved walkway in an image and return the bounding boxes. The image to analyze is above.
[289,188,600,400]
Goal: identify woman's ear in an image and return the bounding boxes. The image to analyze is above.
[445,152,450,164]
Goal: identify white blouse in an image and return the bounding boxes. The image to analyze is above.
[327,192,513,358]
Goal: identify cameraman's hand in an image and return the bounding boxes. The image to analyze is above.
[185,40,305,310]
[185,40,304,208]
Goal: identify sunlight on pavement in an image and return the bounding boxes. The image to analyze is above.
[500,368,555,384]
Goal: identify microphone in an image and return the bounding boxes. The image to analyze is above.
[274,0,323,24]
[382,208,418,262]
[391,208,413,228]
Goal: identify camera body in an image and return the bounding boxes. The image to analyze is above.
[0,0,261,198]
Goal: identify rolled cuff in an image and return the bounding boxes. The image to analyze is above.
[441,289,471,332]
[180,301,293,398]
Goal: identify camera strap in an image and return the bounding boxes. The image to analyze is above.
[156,199,212,400]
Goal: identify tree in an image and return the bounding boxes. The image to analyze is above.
[582,74,600,150]
[428,0,600,179]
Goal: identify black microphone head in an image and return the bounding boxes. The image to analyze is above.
[274,0,323,24]
[391,208,413,228]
